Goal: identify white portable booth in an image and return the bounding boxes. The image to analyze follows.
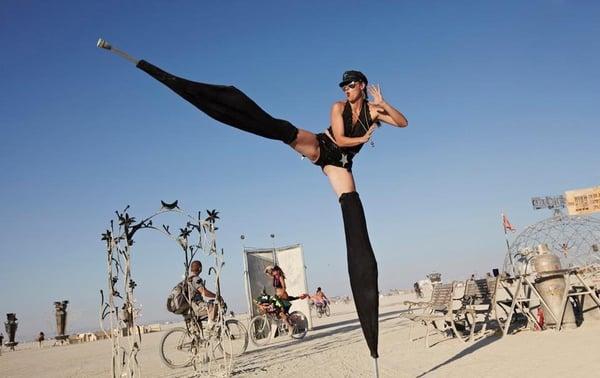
[242,244,313,329]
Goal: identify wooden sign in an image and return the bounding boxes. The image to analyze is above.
[565,186,600,216]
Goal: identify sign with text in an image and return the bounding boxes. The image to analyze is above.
[531,195,565,210]
[565,186,600,216]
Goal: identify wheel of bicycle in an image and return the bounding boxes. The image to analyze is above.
[316,306,323,318]
[325,304,331,317]
[248,315,271,347]
[159,327,196,369]
[289,311,308,339]
[219,319,249,357]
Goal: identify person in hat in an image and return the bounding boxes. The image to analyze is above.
[101,43,408,357]
[130,58,408,198]
[254,69,407,193]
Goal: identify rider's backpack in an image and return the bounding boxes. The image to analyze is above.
[166,280,191,314]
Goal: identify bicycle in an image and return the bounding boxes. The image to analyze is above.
[248,300,308,347]
[159,301,248,369]
[313,301,331,318]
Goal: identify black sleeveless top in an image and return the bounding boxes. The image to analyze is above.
[327,101,376,155]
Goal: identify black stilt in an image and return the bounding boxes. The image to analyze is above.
[136,60,299,144]
[339,191,379,358]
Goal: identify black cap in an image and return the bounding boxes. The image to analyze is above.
[339,70,368,87]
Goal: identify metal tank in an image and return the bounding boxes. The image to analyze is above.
[533,244,577,328]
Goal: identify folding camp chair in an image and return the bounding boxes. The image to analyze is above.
[402,282,473,347]
[459,276,499,338]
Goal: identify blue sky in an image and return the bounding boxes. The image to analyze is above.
[1,1,600,340]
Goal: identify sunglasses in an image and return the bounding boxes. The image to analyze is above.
[341,81,359,91]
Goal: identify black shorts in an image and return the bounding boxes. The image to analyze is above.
[313,133,354,171]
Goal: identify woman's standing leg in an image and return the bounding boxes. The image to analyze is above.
[323,166,356,198]
[325,166,379,359]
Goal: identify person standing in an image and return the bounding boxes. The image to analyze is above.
[37,331,45,348]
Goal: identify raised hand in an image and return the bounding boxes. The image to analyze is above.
[368,84,385,107]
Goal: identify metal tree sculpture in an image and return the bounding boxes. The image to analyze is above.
[503,211,600,275]
[100,201,226,377]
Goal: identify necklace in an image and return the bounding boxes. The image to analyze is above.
[354,103,375,148]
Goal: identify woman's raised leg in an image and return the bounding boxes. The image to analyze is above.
[289,129,320,161]
[135,60,300,144]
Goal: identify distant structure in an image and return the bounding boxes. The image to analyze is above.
[4,313,18,350]
[426,272,442,284]
[54,300,70,345]
[504,211,600,274]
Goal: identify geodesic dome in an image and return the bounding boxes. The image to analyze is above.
[503,211,600,274]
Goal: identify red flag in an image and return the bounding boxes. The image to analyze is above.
[502,213,516,232]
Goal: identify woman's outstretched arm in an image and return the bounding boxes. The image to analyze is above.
[368,85,408,128]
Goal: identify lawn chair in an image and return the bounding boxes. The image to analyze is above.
[403,293,433,314]
[402,282,473,347]
[459,277,499,338]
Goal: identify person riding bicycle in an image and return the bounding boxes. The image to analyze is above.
[264,265,308,333]
[187,260,219,327]
[312,287,329,309]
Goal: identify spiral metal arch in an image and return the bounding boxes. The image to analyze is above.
[99,201,228,377]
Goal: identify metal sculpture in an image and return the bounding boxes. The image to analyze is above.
[504,210,600,275]
[54,300,69,345]
[4,313,18,350]
[100,201,230,377]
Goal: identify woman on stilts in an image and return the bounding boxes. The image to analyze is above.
[98,39,408,372]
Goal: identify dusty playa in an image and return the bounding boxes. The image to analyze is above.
[1,294,599,377]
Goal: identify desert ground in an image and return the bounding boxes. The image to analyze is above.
[1,293,599,377]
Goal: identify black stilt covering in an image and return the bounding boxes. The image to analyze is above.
[339,191,379,358]
[136,60,299,144]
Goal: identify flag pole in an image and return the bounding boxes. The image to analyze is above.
[501,212,515,276]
